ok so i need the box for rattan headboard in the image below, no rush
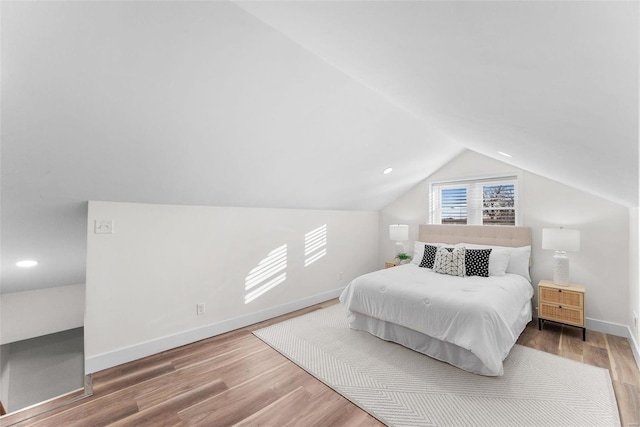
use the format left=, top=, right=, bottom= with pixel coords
left=418, top=224, right=531, bottom=248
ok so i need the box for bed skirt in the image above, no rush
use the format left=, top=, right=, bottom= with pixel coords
left=346, top=300, right=532, bottom=376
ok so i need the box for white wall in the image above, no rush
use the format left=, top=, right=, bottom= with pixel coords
left=380, top=150, right=631, bottom=330
left=0, top=285, right=85, bottom=345
left=1, top=328, right=84, bottom=413
left=629, top=207, right=639, bottom=362
left=0, top=345, right=9, bottom=412
left=85, top=201, right=379, bottom=373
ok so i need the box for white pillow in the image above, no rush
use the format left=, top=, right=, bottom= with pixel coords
left=411, top=241, right=427, bottom=265
left=506, top=246, right=531, bottom=281
left=462, top=243, right=531, bottom=281
left=487, top=249, right=511, bottom=276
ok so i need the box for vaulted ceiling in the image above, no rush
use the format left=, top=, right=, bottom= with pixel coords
left=1, top=1, right=637, bottom=293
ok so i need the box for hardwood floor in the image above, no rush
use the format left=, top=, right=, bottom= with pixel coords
left=517, top=320, right=640, bottom=427
left=2, top=300, right=639, bottom=427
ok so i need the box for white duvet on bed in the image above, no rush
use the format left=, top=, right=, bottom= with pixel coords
left=339, top=264, right=533, bottom=376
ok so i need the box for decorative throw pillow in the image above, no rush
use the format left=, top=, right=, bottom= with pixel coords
left=433, top=247, right=466, bottom=277
left=465, top=248, right=492, bottom=277
left=461, top=243, right=530, bottom=280
left=419, top=244, right=438, bottom=269
left=412, top=241, right=454, bottom=265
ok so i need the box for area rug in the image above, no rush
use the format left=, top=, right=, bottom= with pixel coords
left=253, top=304, right=620, bottom=427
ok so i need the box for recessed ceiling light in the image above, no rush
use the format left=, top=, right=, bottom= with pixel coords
left=16, top=260, right=38, bottom=268
left=383, top=167, right=393, bottom=175
left=498, top=151, right=512, bottom=158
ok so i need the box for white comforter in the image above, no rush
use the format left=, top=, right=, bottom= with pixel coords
left=339, top=264, right=533, bottom=375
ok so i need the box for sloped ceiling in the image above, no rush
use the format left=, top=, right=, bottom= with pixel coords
left=1, top=1, right=637, bottom=294
left=237, top=0, right=638, bottom=207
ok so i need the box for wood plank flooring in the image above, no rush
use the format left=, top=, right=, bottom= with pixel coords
left=2, top=300, right=639, bottom=427
left=517, top=321, right=640, bottom=426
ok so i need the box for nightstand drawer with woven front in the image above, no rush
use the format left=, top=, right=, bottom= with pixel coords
left=539, top=287, right=583, bottom=308
left=539, top=303, right=584, bottom=327
left=538, top=280, right=586, bottom=340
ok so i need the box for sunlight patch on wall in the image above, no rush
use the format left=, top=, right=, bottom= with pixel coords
left=304, top=224, right=327, bottom=267
left=244, top=244, right=287, bottom=304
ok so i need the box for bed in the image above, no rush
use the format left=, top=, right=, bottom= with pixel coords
left=339, top=224, right=533, bottom=376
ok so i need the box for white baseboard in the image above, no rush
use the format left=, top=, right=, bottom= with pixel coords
left=85, top=288, right=344, bottom=374
left=585, top=317, right=629, bottom=337
left=586, top=317, right=640, bottom=370
left=626, top=327, right=640, bottom=371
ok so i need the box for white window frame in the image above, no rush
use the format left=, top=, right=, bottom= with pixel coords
left=428, top=172, right=522, bottom=226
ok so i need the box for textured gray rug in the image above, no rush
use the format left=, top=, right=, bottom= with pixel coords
left=253, top=304, right=620, bottom=427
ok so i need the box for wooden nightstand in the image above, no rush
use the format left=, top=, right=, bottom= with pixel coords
left=538, top=279, right=586, bottom=340
left=385, top=261, right=400, bottom=269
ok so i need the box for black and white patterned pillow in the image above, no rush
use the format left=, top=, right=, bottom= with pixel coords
left=419, top=244, right=438, bottom=269
left=433, top=247, right=466, bottom=277
left=465, top=248, right=492, bottom=277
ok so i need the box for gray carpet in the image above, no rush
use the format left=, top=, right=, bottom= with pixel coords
left=253, top=304, right=620, bottom=427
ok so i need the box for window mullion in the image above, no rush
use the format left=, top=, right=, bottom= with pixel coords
left=468, top=184, right=482, bottom=225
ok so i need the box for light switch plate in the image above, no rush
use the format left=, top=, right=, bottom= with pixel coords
left=95, top=220, right=114, bottom=234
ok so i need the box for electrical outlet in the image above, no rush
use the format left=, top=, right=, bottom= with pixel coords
left=196, top=303, right=205, bottom=316
left=633, top=311, right=638, bottom=330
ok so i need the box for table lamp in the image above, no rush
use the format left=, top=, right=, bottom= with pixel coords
left=542, top=228, right=580, bottom=286
left=389, top=224, right=409, bottom=255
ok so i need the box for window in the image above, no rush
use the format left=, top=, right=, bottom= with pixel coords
left=482, top=183, right=516, bottom=225
left=440, top=186, right=468, bottom=224
left=429, top=175, right=520, bottom=226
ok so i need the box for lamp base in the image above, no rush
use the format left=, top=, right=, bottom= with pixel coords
left=395, top=241, right=404, bottom=256
left=552, top=251, right=570, bottom=286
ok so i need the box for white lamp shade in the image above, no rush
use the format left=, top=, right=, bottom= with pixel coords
left=542, top=228, right=581, bottom=252
left=389, top=224, right=409, bottom=241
